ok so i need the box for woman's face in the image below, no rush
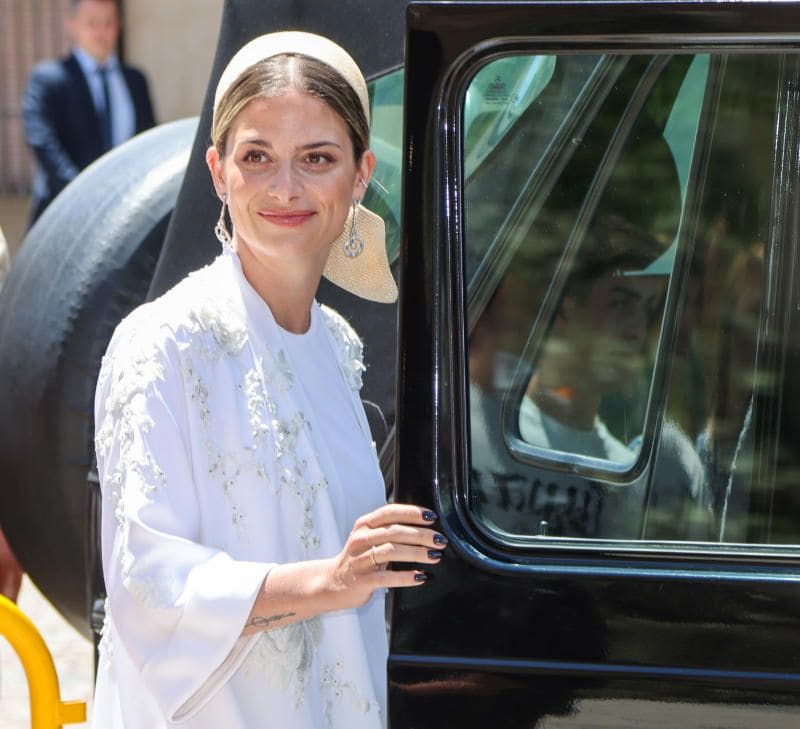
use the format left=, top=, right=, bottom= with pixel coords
left=207, top=89, right=374, bottom=277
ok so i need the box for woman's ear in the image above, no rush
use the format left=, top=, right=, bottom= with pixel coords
left=205, top=146, right=226, bottom=199
left=354, top=150, right=377, bottom=199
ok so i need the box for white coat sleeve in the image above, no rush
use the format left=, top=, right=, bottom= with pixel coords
left=94, top=316, right=272, bottom=722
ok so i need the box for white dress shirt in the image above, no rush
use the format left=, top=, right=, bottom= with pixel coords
left=72, top=47, right=136, bottom=147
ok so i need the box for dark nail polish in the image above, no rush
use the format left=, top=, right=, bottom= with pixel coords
left=427, top=549, right=443, bottom=560
left=433, top=533, right=449, bottom=546
left=414, top=573, right=429, bottom=583
left=422, top=509, right=438, bottom=522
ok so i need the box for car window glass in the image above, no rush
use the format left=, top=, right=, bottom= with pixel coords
left=464, top=55, right=556, bottom=177
left=367, top=60, right=564, bottom=266
left=663, top=54, right=709, bottom=204
left=366, top=68, right=404, bottom=263
left=464, top=52, right=795, bottom=546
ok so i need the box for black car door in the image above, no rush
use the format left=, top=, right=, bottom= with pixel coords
left=390, top=2, right=800, bottom=727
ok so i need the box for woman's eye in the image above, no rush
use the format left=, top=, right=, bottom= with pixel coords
left=243, top=150, right=268, bottom=163
left=305, top=152, right=333, bottom=165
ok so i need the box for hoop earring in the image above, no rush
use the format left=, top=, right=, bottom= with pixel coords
left=343, top=199, right=364, bottom=258
left=215, top=197, right=233, bottom=250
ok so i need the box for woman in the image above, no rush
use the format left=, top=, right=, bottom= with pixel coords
left=92, top=31, right=445, bottom=728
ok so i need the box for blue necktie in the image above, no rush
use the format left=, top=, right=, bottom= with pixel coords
left=98, top=66, right=113, bottom=152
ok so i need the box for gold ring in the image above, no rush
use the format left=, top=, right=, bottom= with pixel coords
left=370, top=546, right=379, bottom=568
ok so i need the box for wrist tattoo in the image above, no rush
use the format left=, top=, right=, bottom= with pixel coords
left=247, top=611, right=296, bottom=628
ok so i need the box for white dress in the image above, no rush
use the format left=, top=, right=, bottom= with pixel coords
left=92, top=249, right=388, bottom=728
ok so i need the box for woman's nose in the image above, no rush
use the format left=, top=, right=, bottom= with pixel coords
left=268, top=163, right=301, bottom=201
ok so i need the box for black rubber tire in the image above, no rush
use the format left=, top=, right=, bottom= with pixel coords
left=0, top=118, right=197, bottom=634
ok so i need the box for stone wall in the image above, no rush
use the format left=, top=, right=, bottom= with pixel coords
left=124, top=0, right=224, bottom=123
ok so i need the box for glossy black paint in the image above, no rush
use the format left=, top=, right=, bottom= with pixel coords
left=391, top=2, right=800, bottom=726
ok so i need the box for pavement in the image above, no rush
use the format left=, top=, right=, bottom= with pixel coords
left=0, top=576, right=94, bottom=728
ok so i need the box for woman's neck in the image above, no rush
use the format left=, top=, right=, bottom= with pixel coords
left=233, top=239, right=322, bottom=334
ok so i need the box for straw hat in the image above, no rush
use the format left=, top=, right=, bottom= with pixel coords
left=213, top=31, right=398, bottom=304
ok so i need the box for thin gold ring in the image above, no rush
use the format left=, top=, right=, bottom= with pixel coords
left=370, top=545, right=379, bottom=568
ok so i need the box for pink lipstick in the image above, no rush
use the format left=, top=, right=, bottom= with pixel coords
left=258, top=210, right=315, bottom=227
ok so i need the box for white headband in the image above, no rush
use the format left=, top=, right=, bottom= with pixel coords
left=213, top=31, right=370, bottom=128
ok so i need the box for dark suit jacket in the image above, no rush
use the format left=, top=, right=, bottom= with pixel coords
left=22, top=52, right=156, bottom=225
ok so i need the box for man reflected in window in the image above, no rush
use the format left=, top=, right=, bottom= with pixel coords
left=468, top=214, right=712, bottom=541
left=520, top=215, right=666, bottom=461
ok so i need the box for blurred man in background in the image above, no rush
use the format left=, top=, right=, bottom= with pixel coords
left=22, top=0, right=155, bottom=225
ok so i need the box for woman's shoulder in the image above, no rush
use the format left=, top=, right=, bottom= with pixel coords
left=318, top=304, right=365, bottom=391
left=108, top=255, right=249, bottom=361
left=318, top=304, right=360, bottom=344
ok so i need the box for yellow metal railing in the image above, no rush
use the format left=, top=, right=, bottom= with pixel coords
left=0, top=594, right=86, bottom=728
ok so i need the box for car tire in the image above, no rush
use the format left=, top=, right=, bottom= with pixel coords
left=0, top=118, right=197, bottom=633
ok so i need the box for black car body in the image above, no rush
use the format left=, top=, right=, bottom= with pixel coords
left=389, top=2, right=800, bottom=726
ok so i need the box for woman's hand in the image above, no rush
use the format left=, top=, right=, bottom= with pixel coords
left=244, top=504, right=447, bottom=635
left=325, top=504, right=447, bottom=611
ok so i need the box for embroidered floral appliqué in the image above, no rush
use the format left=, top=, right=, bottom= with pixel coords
left=320, top=305, right=366, bottom=392
left=189, top=295, right=247, bottom=359
left=280, top=466, right=326, bottom=555
left=322, top=659, right=378, bottom=728
left=95, top=327, right=168, bottom=580
left=241, top=617, right=324, bottom=707
left=182, top=266, right=248, bottom=360
left=180, top=310, right=259, bottom=536
left=266, top=410, right=326, bottom=556
left=272, top=412, right=310, bottom=459
left=242, top=368, right=271, bottom=447
left=183, top=357, right=211, bottom=425
left=262, top=349, right=294, bottom=392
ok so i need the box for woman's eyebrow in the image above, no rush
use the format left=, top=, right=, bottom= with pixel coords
left=237, top=138, right=344, bottom=151
left=299, top=141, right=344, bottom=151
left=238, top=137, right=271, bottom=148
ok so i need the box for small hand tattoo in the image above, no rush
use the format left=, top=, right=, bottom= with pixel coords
left=247, top=611, right=296, bottom=629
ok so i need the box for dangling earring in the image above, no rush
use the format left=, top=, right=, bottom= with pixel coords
left=343, top=198, right=364, bottom=258
left=215, top=196, right=233, bottom=250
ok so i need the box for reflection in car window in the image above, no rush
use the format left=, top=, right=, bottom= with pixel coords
left=662, top=54, right=784, bottom=545
left=464, top=55, right=556, bottom=177
left=464, top=52, right=795, bottom=546
left=365, top=68, right=404, bottom=263
left=517, top=214, right=668, bottom=468
left=368, top=60, right=562, bottom=265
